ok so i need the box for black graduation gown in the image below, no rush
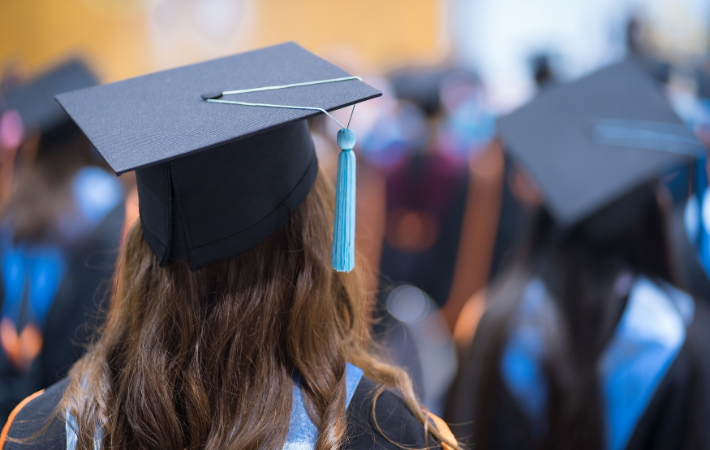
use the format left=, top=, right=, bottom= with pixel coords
left=378, top=153, right=470, bottom=309
left=1, top=376, right=450, bottom=450
left=0, top=203, right=125, bottom=423
left=445, top=294, right=710, bottom=450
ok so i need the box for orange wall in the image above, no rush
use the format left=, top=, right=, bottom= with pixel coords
left=0, top=0, right=152, bottom=81
left=0, top=0, right=448, bottom=82
left=255, top=0, right=447, bottom=70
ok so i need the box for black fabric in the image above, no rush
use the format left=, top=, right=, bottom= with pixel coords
left=446, top=295, right=710, bottom=450
left=55, top=42, right=381, bottom=174
left=444, top=297, right=499, bottom=447
left=3, top=378, right=68, bottom=450
left=0, top=203, right=124, bottom=423
left=4, top=376, right=443, bottom=450
left=625, top=345, right=695, bottom=450
left=136, top=120, right=318, bottom=269
left=498, top=59, right=695, bottom=227
left=345, top=376, right=444, bottom=449
left=370, top=313, right=426, bottom=400
left=4, top=60, right=96, bottom=136
left=625, top=300, right=710, bottom=450
left=378, top=154, right=470, bottom=308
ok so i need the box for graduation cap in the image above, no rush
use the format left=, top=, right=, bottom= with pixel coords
left=390, top=68, right=452, bottom=116
left=498, top=59, right=702, bottom=230
left=57, top=42, right=381, bottom=270
left=4, top=59, right=97, bottom=141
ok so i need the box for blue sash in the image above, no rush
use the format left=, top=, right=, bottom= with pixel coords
left=66, top=363, right=364, bottom=449
left=501, top=276, right=693, bottom=450
left=685, top=187, right=710, bottom=278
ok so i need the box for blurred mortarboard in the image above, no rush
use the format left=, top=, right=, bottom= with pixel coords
left=390, top=68, right=452, bottom=116
left=498, top=59, right=702, bottom=228
left=5, top=59, right=97, bottom=137
left=390, top=67, right=480, bottom=117
left=57, top=42, right=380, bottom=269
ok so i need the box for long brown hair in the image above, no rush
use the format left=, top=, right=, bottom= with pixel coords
left=59, top=169, right=455, bottom=450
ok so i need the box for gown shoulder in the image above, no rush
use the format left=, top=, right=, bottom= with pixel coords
left=2, top=375, right=455, bottom=450
left=1, top=378, right=68, bottom=450
left=346, top=375, right=452, bottom=449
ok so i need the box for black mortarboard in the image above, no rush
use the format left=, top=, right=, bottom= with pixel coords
left=5, top=59, right=97, bottom=138
left=498, top=59, right=702, bottom=228
left=57, top=42, right=380, bottom=269
left=390, top=68, right=451, bottom=116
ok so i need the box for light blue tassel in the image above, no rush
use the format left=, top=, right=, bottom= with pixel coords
left=332, top=128, right=357, bottom=272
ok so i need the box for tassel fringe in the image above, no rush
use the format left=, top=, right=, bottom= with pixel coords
left=332, top=129, right=357, bottom=272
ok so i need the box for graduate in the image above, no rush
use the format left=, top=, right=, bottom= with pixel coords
left=370, top=68, right=502, bottom=415
left=378, top=67, right=502, bottom=328
left=0, top=60, right=125, bottom=423
left=0, top=43, right=457, bottom=450
left=446, top=60, right=710, bottom=450
left=379, top=68, right=471, bottom=313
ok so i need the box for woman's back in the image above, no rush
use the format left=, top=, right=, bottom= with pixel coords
left=2, top=366, right=454, bottom=449
left=450, top=268, right=710, bottom=450
left=2, top=44, right=456, bottom=450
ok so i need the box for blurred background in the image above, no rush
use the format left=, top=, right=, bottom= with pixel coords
left=0, top=0, right=447, bottom=82
left=4, top=0, right=710, bottom=104
left=2, top=0, right=710, bottom=439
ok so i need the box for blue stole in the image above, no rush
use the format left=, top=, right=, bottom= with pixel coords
left=284, top=363, right=363, bottom=449
left=685, top=186, right=710, bottom=278
left=501, top=276, right=694, bottom=450
left=66, top=363, right=364, bottom=450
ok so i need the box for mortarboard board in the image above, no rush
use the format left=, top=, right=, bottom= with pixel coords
left=498, top=59, right=702, bottom=228
left=57, top=42, right=381, bottom=270
left=5, top=59, right=97, bottom=138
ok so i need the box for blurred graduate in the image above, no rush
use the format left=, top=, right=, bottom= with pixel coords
left=362, top=67, right=501, bottom=414
left=447, top=60, right=710, bottom=450
left=0, top=60, right=125, bottom=423
left=379, top=67, right=500, bottom=328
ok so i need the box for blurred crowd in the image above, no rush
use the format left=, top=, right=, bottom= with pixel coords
left=2, top=1, right=710, bottom=449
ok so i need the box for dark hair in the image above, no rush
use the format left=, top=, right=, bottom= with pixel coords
left=462, top=180, right=680, bottom=450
